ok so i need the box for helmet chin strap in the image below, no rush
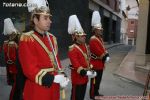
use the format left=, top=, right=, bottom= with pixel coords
left=9, top=33, right=17, bottom=41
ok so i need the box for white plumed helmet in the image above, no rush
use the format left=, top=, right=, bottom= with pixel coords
left=91, top=11, right=103, bottom=30
left=3, top=18, right=17, bottom=35
left=68, top=15, right=86, bottom=35
left=27, top=0, right=51, bottom=16
left=27, top=0, right=48, bottom=12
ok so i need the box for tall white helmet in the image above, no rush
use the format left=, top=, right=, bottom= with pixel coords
left=68, top=15, right=86, bottom=35
left=27, top=0, right=51, bottom=16
left=3, top=18, right=17, bottom=35
left=91, top=11, right=103, bottom=30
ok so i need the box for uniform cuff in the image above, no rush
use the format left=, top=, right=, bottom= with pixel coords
left=42, top=73, right=54, bottom=87
left=102, top=53, right=109, bottom=62
left=80, top=69, right=87, bottom=76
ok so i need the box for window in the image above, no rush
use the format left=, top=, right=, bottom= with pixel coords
left=131, top=21, right=134, bottom=24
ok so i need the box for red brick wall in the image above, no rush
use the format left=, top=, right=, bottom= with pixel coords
left=127, top=19, right=138, bottom=38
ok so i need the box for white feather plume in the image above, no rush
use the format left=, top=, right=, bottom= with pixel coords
left=27, top=0, right=48, bottom=12
left=91, top=11, right=102, bottom=29
left=68, top=15, right=84, bottom=34
left=3, top=18, right=17, bottom=35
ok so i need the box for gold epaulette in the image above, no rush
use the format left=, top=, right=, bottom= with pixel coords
left=20, top=31, right=34, bottom=42
left=90, top=35, right=96, bottom=40
left=4, top=40, right=8, bottom=44
left=69, top=44, right=75, bottom=51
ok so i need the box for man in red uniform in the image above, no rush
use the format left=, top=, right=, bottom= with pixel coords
left=3, top=18, right=20, bottom=100
left=3, top=35, right=18, bottom=86
left=18, top=0, right=69, bottom=100
left=89, top=11, right=110, bottom=99
left=68, top=15, right=97, bottom=100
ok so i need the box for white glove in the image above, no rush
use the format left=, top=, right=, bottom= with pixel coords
left=86, top=71, right=93, bottom=76
left=92, top=71, right=97, bottom=78
left=60, top=77, right=70, bottom=88
left=87, top=71, right=97, bottom=78
left=105, top=57, right=110, bottom=62
left=54, top=74, right=65, bottom=83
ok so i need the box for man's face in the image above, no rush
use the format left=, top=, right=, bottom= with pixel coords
left=34, top=14, right=52, bottom=33
left=75, top=35, right=86, bottom=44
left=95, top=28, right=103, bottom=36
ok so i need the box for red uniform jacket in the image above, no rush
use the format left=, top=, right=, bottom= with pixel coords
left=19, top=31, right=62, bottom=100
left=68, top=44, right=89, bottom=85
left=3, top=40, right=17, bottom=74
left=89, top=35, right=107, bottom=70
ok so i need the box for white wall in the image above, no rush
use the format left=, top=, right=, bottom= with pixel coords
left=126, top=0, right=139, bottom=19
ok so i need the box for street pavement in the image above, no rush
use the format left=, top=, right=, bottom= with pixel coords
left=0, top=44, right=145, bottom=100
left=60, top=44, right=144, bottom=100
left=99, top=45, right=143, bottom=96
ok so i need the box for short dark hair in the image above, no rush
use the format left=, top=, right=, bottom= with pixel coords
left=29, top=14, right=40, bottom=29
left=29, top=7, right=50, bottom=29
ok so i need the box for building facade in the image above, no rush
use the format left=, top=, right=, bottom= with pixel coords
left=127, top=19, right=138, bottom=45
left=126, top=0, right=139, bottom=45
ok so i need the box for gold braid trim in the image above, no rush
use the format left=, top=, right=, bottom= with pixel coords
left=48, top=32, right=58, bottom=55
left=20, top=31, right=34, bottom=42
left=35, top=68, right=55, bottom=85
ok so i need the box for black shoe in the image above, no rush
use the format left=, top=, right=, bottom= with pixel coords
left=90, top=97, right=95, bottom=100
left=91, top=95, right=103, bottom=100
left=90, top=95, right=95, bottom=100
left=95, top=93, right=104, bottom=96
left=90, top=96, right=102, bottom=100
left=98, top=94, right=104, bottom=96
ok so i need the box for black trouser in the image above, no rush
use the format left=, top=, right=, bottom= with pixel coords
left=13, top=73, right=26, bottom=100
left=71, top=83, right=87, bottom=100
left=6, top=65, right=15, bottom=86
left=90, top=70, right=103, bottom=98
left=13, top=52, right=26, bottom=100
